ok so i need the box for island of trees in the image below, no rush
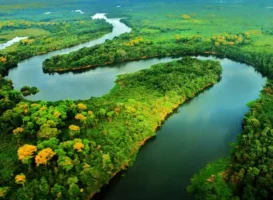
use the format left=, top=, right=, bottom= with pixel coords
left=20, top=86, right=39, bottom=96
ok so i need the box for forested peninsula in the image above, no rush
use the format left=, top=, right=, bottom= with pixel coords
left=0, top=57, right=221, bottom=199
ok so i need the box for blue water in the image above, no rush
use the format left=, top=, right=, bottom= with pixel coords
left=93, top=58, right=265, bottom=200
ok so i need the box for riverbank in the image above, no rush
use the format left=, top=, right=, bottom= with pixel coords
left=0, top=57, right=222, bottom=199
left=88, top=80, right=217, bottom=199
left=91, top=57, right=265, bottom=200
left=84, top=57, right=222, bottom=199
left=1, top=2, right=273, bottom=199
left=188, top=80, right=273, bottom=199
left=0, top=14, right=115, bottom=76
left=42, top=50, right=254, bottom=74
left=0, top=37, right=28, bottom=50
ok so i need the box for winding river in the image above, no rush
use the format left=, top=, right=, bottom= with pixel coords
left=5, top=14, right=266, bottom=199
left=93, top=57, right=265, bottom=200
left=7, top=13, right=131, bottom=101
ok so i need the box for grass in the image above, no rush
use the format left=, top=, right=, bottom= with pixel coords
left=117, top=1, right=273, bottom=41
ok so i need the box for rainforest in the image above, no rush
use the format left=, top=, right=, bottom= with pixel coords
left=0, top=0, right=273, bottom=199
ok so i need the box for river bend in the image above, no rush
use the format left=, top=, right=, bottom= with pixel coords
left=4, top=14, right=266, bottom=200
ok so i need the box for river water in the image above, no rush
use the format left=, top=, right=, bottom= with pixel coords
left=0, top=36, right=28, bottom=50
left=5, top=14, right=265, bottom=200
left=93, top=58, right=265, bottom=200
left=7, top=13, right=131, bottom=101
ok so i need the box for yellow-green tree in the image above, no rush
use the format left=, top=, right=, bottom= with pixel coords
left=17, top=144, right=37, bottom=164
left=35, top=148, right=55, bottom=166
left=182, top=14, right=191, bottom=20
left=15, top=173, right=26, bottom=185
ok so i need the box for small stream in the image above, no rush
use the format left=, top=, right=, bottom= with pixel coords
left=0, top=36, right=28, bottom=50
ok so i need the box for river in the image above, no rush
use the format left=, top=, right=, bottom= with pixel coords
left=93, top=57, right=265, bottom=200
left=7, top=13, right=131, bottom=101
left=5, top=14, right=265, bottom=200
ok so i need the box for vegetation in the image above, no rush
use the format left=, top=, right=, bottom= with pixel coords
left=20, top=86, right=39, bottom=96
left=0, top=7, right=112, bottom=75
left=42, top=32, right=257, bottom=73
left=0, top=57, right=221, bottom=199
left=42, top=33, right=212, bottom=72
left=187, top=158, right=233, bottom=200
left=188, top=81, right=273, bottom=200
left=0, top=76, right=22, bottom=114
left=227, top=81, right=273, bottom=199
left=1, top=19, right=112, bottom=74
left=2, top=0, right=273, bottom=199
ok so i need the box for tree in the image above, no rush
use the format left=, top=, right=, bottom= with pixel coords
left=67, top=177, right=80, bottom=197
left=182, top=14, right=191, bottom=20
left=75, top=113, right=87, bottom=122
left=15, top=173, right=26, bottom=185
left=58, top=156, right=74, bottom=171
left=35, top=148, right=55, bottom=166
left=13, top=127, right=24, bottom=135
left=77, top=103, right=87, bottom=111
left=69, top=124, right=80, bottom=138
left=37, top=125, right=60, bottom=139
left=0, top=187, right=9, bottom=198
left=17, top=144, right=37, bottom=164
left=73, top=139, right=84, bottom=152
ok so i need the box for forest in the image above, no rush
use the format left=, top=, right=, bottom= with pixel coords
left=1, top=0, right=273, bottom=199
left=0, top=57, right=221, bottom=199
left=42, top=29, right=253, bottom=73
left=0, top=12, right=112, bottom=75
